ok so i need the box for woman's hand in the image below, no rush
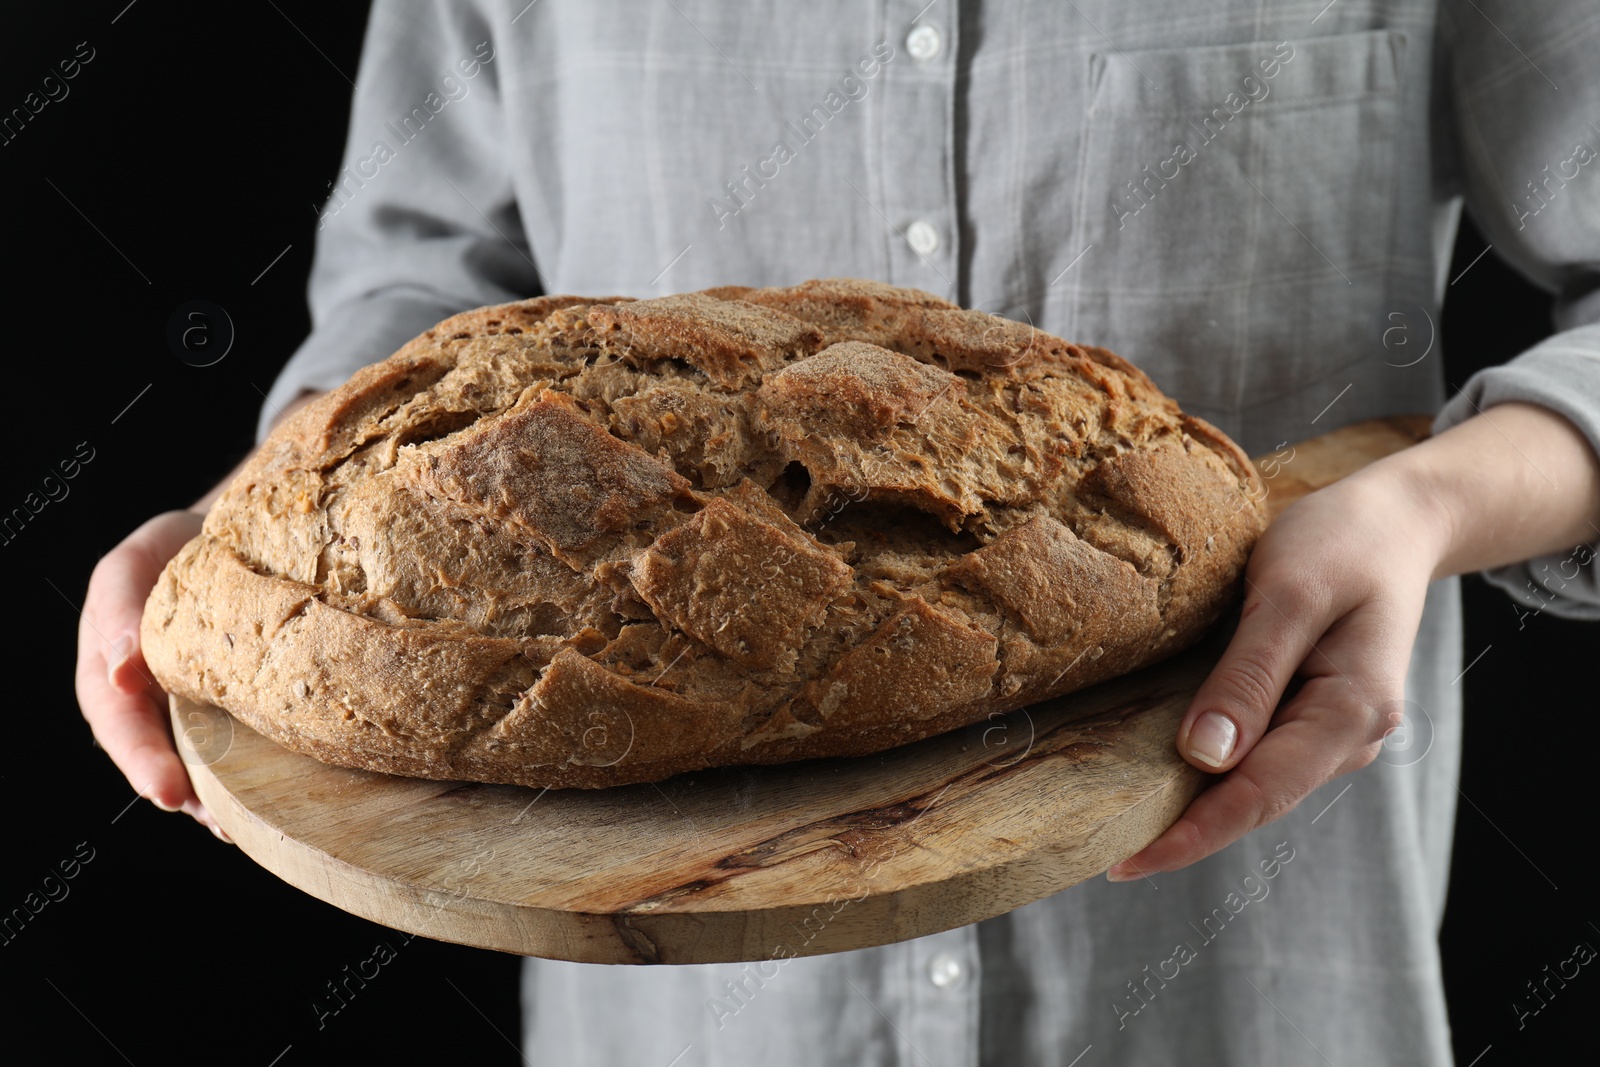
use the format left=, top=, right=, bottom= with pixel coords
left=73, top=389, right=320, bottom=839
left=1109, top=401, right=1600, bottom=880
left=1106, top=469, right=1444, bottom=878
left=75, top=509, right=225, bottom=837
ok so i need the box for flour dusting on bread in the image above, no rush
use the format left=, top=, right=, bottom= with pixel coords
left=142, top=279, right=1266, bottom=788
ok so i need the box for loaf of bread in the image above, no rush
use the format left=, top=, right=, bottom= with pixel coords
left=142, top=279, right=1267, bottom=789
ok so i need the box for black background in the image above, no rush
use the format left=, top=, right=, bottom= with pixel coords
left=1, top=3, right=1592, bottom=1064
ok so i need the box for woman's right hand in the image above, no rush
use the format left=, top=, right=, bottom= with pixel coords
left=75, top=392, right=319, bottom=838
left=74, top=509, right=230, bottom=837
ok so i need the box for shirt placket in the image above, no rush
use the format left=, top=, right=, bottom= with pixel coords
left=877, top=0, right=961, bottom=302
left=875, top=6, right=975, bottom=1056
left=903, top=924, right=981, bottom=1066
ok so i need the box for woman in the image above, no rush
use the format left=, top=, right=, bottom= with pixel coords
left=76, top=2, right=1600, bottom=1063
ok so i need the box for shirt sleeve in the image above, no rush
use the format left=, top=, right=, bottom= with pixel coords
left=258, top=0, right=534, bottom=440
left=1431, top=1, right=1600, bottom=620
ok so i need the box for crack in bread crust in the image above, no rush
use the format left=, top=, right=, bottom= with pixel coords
left=142, top=279, right=1268, bottom=789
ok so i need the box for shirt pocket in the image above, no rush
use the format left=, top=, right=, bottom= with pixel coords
left=1061, top=30, right=1408, bottom=425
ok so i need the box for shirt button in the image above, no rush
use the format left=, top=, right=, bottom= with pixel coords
left=928, top=952, right=964, bottom=988
left=906, top=24, right=943, bottom=62
left=905, top=220, right=940, bottom=256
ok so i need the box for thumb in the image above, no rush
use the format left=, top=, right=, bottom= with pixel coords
left=91, top=511, right=203, bottom=692
left=76, top=511, right=208, bottom=821
left=1178, top=577, right=1327, bottom=773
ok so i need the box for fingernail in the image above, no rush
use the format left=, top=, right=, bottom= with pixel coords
left=183, top=799, right=231, bottom=843
left=1188, top=711, right=1237, bottom=768
left=1106, top=865, right=1140, bottom=883
left=151, top=796, right=181, bottom=813
left=106, top=633, right=134, bottom=687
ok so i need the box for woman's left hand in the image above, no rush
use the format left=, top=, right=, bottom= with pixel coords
left=1107, top=463, right=1446, bottom=880
left=1110, top=400, right=1600, bottom=881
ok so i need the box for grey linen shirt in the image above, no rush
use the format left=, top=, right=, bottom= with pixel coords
left=263, top=2, right=1600, bottom=1064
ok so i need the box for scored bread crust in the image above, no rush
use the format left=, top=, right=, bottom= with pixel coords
left=142, top=279, right=1267, bottom=789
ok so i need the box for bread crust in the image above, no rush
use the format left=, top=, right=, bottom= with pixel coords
left=142, top=279, right=1267, bottom=789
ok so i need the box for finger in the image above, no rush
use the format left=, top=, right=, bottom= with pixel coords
left=184, top=798, right=233, bottom=843
left=78, top=650, right=227, bottom=841
left=1176, top=573, right=1330, bottom=773
left=1123, top=684, right=1377, bottom=874
left=1114, top=608, right=1408, bottom=877
left=75, top=664, right=197, bottom=815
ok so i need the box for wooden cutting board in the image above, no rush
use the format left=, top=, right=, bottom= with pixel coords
left=171, top=415, right=1432, bottom=964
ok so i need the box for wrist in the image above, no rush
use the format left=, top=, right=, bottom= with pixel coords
left=1448, top=402, right=1600, bottom=577
left=1341, top=450, right=1459, bottom=582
